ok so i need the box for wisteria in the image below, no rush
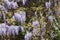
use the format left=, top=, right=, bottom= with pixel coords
left=3, top=0, right=18, bottom=10
left=25, top=31, right=32, bottom=40
left=45, top=1, right=51, bottom=9
left=22, top=0, right=27, bottom=6
left=14, top=11, right=26, bottom=24
left=32, top=20, right=39, bottom=27
left=48, top=15, right=54, bottom=23
left=0, top=0, right=60, bottom=40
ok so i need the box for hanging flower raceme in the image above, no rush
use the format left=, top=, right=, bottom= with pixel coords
left=24, top=31, right=32, bottom=40
left=48, top=15, right=54, bottom=23
left=34, top=11, right=37, bottom=17
left=19, top=11, right=26, bottom=24
left=50, top=31, right=55, bottom=39
left=0, top=23, right=9, bottom=36
left=1, top=23, right=9, bottom=29
left=0, top=4, right=7, bottom=11
left=4, top=0, right=18, bottom=10
left=4, top=0, right=11, bottom=9
left=7, top=25, right=16, bottom=35
left=14, top=12, right=21, bottom=22
left=7, top=25, right=20, bottom=36
left=13, top=26, right=20, bottom=35
left=22, top=0, right=27, bottom=6
left=14, top=11, right=26, bottom=24
left=32, top=20, right=39, bottom=27
left=40, top=24, right=46, bottom=38
left=0, top=23, right=25, bottom=38
left=1, top=27, right=7, bottom=36
left=45, top=1, right=51, bottom=9
left=20, top=26, right=25, bottom=32
left=11, top=1, right=18, bottom=9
